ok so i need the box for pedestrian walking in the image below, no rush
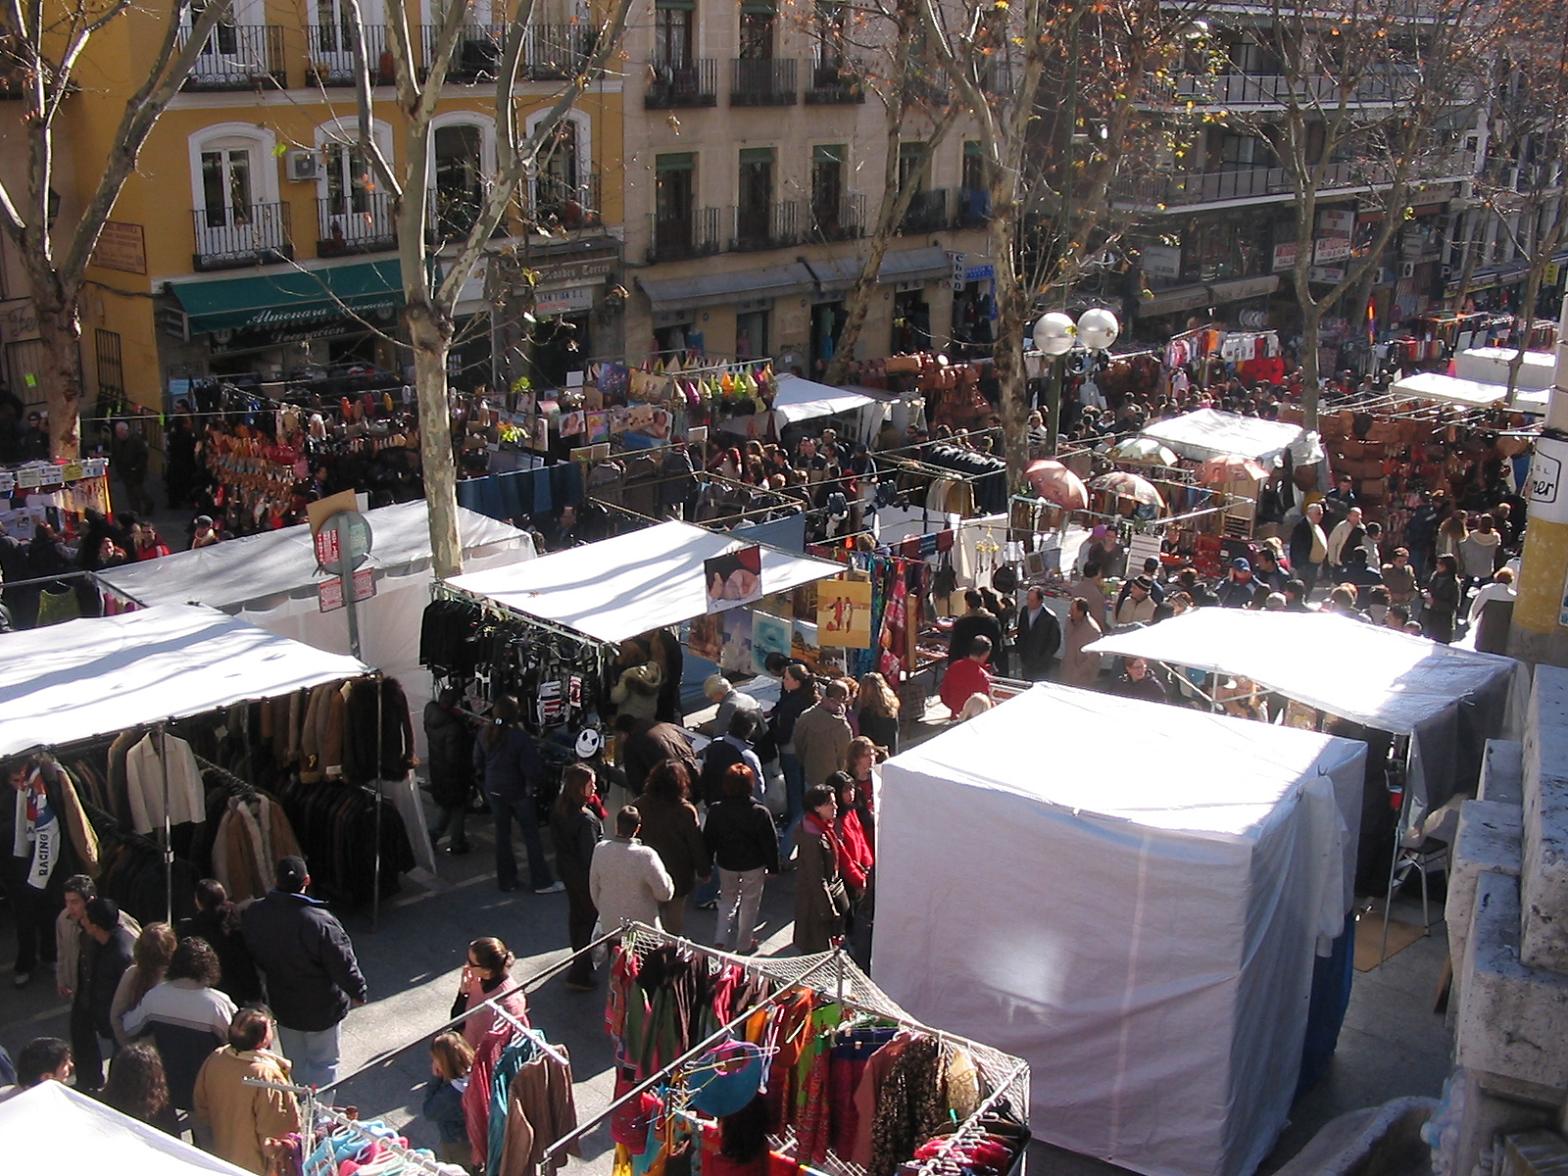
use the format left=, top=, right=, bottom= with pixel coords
left=101, top=1041, right=176, bottom=1134
left=451, top=936, right=530, bottom=1049
left=81, top=898, right=135, bottom=1068
left=589, top=807, right=675, bottom=931
left=421, top=1032, right=474, bottom=1167
left=424, top=688, right=476, bottom=856
left=177, top=879, right=262, bottom=1005
left=110, top=921, right=175, bottom=1047
left=793, top=784, right=849, bottom=954
left=240, top=856, right=367, bottom=1089
left=473, top=696, right=562, bottom=894
left=193, top=1006, right=301, bottom=1175
left=634, top=761, right=710, bottom=935
left=549, top=764, right=604, bottom=992
left=703, top=764, right=778, bottom=953
left=123, top=936, right=236, bottom=1111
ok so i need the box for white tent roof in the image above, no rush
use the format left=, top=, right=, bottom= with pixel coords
left=1455, top=346, right=1556, bottom=391
left=447, top=520, right=845, bottom=644
left=1085, top=608, right=1523, bottom=736
left=872, top=684, right=1366, bottom=1176
left=771, top=373, right=877, bottom=428
left=98, top=500, right=532, bottom=610
left=1137, top=408, right=1315, bottom=464
left=1389, top=370, right=1548, bottom=416
left=0, top=604, right=371, bottom=758
left=0, top=1082, right=252, bottom=1174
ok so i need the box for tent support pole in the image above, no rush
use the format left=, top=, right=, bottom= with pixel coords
left=1379, top=764, right=1415, bottom=967
left=373, top=673, right=384, bottom=933
left=159, top=721, right=173, bottom=924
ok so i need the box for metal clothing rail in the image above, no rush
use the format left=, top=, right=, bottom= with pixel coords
left=243, top=1076, right=449, bottom=1175
left=909, top=1060, right=1031, bottom=1176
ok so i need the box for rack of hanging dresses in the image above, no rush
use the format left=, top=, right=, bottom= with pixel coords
left=244, top=1075, right=461, bottom=1175
left=542, top=923, right=1030, bottom=1176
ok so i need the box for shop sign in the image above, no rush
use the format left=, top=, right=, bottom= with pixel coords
left=1317, top=209, right=1356, bottom=236
left=0, top=298, right=40, bottom=342
left=817, top=577, right=873, bottom=647
left=1314, top=237, right=1352, bottom=264
left=963, top=262, right=995, bottom=283
left=1309, top=264, right=1346, bottom=285
left=1272, top=242, right=1298, bottom=272
left=1141, top=245, right=1181, bottom=280
left=534, top=285, right=596, bottom=318
left=1209, top=275, right=1280, bottom=302
left=537, top=255, right=618, bottom=288
left=92, top=222, right=147, bottom=275
left=318, top=568, right=375, bottom=614
left=948, top=251, right=965, bottom=291
left=1528, top=435, right=1568, bottom=526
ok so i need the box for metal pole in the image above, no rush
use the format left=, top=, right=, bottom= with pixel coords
left=158, top=722, right=174, bottom=924
left=1045, top=353, right=1066, bottom=457
left=372, top=674, right=383, bottom=932
left=541, top=950, right=842, bottom=1162
left=336, top=517, right=364, bottom=662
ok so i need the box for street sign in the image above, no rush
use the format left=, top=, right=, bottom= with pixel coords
left=318, top=577, right=345, bottom=613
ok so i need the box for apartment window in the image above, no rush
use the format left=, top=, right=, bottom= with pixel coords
left=812, top=144, right=845, bottom=228
left=736, top=308, right=769, bottom=359
left=654, top=0, right=693, bottom=67
left=898, top=142, right=928, bottom=193
left=94, top=330, right=124, bottom=403
left=1218, top=133, right=1267, bottom=168
left=201, top=140, right=256, bottom=229
left=815, top=0, right=846, bottom=65
left=5, top=340, right=45, bottom=410
left=737, top=147, right=775, bottom=244
left=739, top=0, right=774, bottom=59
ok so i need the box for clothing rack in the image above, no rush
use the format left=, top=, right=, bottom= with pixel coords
left=908, top=1060, right=1031, bottom=1176
left=492, top=1004, right=569, bottom=1066
left=431, top=579, right=612, bottom=659
left=243, top=1076, right=451, bottom=1175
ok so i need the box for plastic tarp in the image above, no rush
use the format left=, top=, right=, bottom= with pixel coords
left=1388, top=371, right=1549, bottom=416
left=771, top=373, right=878, bottom=430
left=1455, top=346, right=1556, bottom=392
left=0, top=1081, right=253, bottom=1174
left=0, top=604, right=371, bottom=759
left=96, top=500, right=532, bottom=610
left=447, top=520, right=845, bottom=645
left=872, top=684, right=1367, bottom=1176
left=1138, top=408, right=1319, bottom=465
left=1084, top=609, right=1528, bottom=807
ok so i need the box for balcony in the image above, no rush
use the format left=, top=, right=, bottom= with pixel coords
left=420, top=24, right=502, bottom=81
left=805, top=58, right=863, bottom=104
left=318, top=192, right=397, bottom=255
left=732, top=201, right=804, bottom=251
left=191, top=202, right=292, bottom=271
left=905, top=73, right=949, bottom=108
left=1156, top=70, right=1420, bottom=108
left=806, top=193, right=866, bottom=241
left=648, top=207, right=723, bottom=262
left=306, top=23, right=389, bottom=86
left=177, top=25, right=286, bottom=90
left=956, top=186, right=991, bottom=227
left=523, top=24, right=593, bottom=79
left=979, top=59, right=1013, bottom=96
left=533, top=170, right=603, bottom=230
left=645, top=57, right=718, bottom=108
left=1120, top=153, right=1475, bottom=210
left=900, top=188, right=951, bottom=233
left=428, top=188, right=484, bottom=241
left=731, top=58, right=796, bottom=106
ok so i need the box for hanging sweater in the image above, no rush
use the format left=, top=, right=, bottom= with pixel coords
left=125, top=732, right=205, bottom=834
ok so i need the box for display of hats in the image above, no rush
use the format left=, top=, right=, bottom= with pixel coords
left=686, top=1039, right=767, bottom=1118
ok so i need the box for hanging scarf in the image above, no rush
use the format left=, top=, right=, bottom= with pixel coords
left=12, top=767, right=61, bottom=891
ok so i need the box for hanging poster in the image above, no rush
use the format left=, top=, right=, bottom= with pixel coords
left=704, top=544, right=763, bottom=613
left=719, top=609, right=753, bottom=674
left=817, top=578, right=874, bottom=647
left=559, top=410, right=585, bottom=439
left=686, top=612, right=723, bottom=662
left=752, top=611, right=792, bottom=674
left=586, top=410, right=610, bottom=443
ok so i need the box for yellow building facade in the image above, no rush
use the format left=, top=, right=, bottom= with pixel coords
left=1, top=5, right=625, bottom=413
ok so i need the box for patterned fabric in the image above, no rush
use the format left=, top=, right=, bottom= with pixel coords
left=867, top=1037, right=944, bottom=1176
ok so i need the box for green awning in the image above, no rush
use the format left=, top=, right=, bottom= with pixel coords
left=170, top=260, right=404, bottom=335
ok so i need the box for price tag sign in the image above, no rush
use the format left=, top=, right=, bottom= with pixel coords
left=314, top=527, right=341, bottom=569
left=318, top=576, right=346, bottom=614
left=352, top=567, right=376, bottom=602
left=817, top=578, right=873, bottom=647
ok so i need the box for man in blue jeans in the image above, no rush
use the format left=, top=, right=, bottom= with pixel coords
left=472, top=695, right=564, bottom=895
left=241, top=857, right=367, bottom=1089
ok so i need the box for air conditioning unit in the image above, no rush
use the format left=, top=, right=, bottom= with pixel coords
left=286, top=150, right=323, bottom=182
left=1400, top=261, right=1417, bottom=278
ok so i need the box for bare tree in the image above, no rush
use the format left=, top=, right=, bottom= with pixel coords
left=0, top=0, right=234, bottom=457
left=341, top=0, right=633, bottom=576
left=1228, top=0, right=1495, bottom=426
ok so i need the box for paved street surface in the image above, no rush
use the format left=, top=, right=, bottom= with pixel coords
left=0, top=784, right=1453, bottom=1175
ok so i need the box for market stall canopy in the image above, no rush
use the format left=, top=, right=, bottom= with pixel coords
left=1084, top=608, right=1527, bottom=805
left=873, top=683, right=1366, bottom=1176
left=1389, top=370, right=1548, bottom=416
left=0, top=1081, right=253, bottom=1175
left=1455, top=346, right=1556, bottom=392
left=97, top=501, right=531, bottom=611
left=1089, top=469, right=1165, bottom=510
left=1139, top=408, right=1321, bottom=464
left=446, top=520, right=845, bottom=645
left=0, top=604, right=370, bottom=759
left=770, top=373, right=878, bottom=430
left=1198, top=453, right=1270, bottom=484
left=1108, top=436, right=1178, bottom=466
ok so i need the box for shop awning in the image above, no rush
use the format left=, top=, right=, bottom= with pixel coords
left=446, top=520, right=845, bottom=645
left=806, top=247, right=953, bottom=293
left=1454, top=347, right=1556, bottom=392
left=638, top=263, right=815, bottom=311
left=1138, top=408, right=1316, bottom=464
left=771, top=373, right=878, bottom=428
left=0, top=605, right=372, bottom=759
left=1389, top=371, right=1548, bottom=415
left=168, top=260, right=404, bottom=335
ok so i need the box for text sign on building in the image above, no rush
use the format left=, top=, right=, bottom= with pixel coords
left=1142, top=245, right=1181, bottom=280
left=1528, top=436, right=1568, bottom=526
left=1272, top=242, right=1298, bottom=272
left=92, top=222, right=147, bottom=275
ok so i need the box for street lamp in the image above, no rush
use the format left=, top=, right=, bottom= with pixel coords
left=1033, top=306, right=1120, bottom=455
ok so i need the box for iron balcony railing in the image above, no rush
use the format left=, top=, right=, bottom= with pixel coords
left=306, top=23, right=388, bottom=86
left=648, top=207, right=723, bottom=261
left=731, top=57, right=797, bottom=105
left=899, top=188, right=950, bottom=233
left=178, top=24, right=286, bottom=90
left=805, top=55, right=863, bottom=103
left=192, top=201, right=292, bottom=270
left=533, top=169, right=603, bottom=229
left=732, top=201, right=803, bottom=251
left=1120, top=152, right=1476, bottom=208
left=645, top=57, right=718, bottom=108
left=806, top=193, right=866, bottom=241
left=317, top=191, right=397, bottom=254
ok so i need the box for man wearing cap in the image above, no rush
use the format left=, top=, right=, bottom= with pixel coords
left=1113, top=576, right=1159, bottom=627
left=191, top=515, right=221, bottom=548
left=241, top=856, right=367, bottom=1088
left=1216, top=559, right=1256, bottom=608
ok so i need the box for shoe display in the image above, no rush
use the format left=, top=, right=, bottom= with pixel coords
left=533, top=880, right=566, bottom=895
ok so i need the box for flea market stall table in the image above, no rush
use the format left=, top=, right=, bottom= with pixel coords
left=0, top=604, right=412, bottom=924
left=872, top=683, right=1368, bottom=1176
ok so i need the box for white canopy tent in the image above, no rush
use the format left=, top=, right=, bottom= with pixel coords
left=1455, top=346, right=1556, bottom=392
left=0, top=1081, right=253, bottom=1175
left=1137, top=408, right=1321, bottom=465
left=1085, top=609, right=1528, bottom=807
left=771, top=373, right=885, bottom=443
left=0, top=604, right=371, bottom=760
left=447, top=520, right=845, bottom=645
left=1388, top=370, right=1548, bottom=416
left=96, top=501, right=535, bottom=766
left=872, top=684, right=1367, bottom=1176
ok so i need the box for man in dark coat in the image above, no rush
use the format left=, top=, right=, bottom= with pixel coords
left=1013, top=587, right=1061, bottom=681
left=423, top=688, right=475, bottom=854
left=241, top=856, right=367, bottom=1089
left=614, top=714, right=700, bottom=798
left=948, top=590, right=1004, bottom=662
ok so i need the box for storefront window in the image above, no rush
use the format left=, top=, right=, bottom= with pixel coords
left=736, top=308, right=769, bottom=359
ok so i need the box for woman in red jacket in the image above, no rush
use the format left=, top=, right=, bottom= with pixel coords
left=828, top=772, right=874, bottom=901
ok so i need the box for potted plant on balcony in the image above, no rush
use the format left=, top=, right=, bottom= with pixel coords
left=307, top=58, right=333, bottom=85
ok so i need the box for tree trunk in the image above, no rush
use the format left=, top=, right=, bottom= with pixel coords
left=827, top=229, right=896, bottom=383
left=408, top=301, right=463, bottom=578
left=31, top=285, right=85, bottom=459
left=1450, top=209, right=1481, bottom=314
left=1299, top=301, right=1324, bottom=429
left=988, top=207, right=1030, bottom=491
left=1506, top=263, right=1546, bottom=405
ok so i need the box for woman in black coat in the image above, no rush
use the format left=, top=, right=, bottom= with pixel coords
left=1423, top=554, right=1461, bottom=644
left=549, top=765, right=603, bottom=990
left=423, top=689, right=475, bottom=854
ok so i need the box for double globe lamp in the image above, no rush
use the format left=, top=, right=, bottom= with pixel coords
left=1031, top=306, right=1120, bottom=455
